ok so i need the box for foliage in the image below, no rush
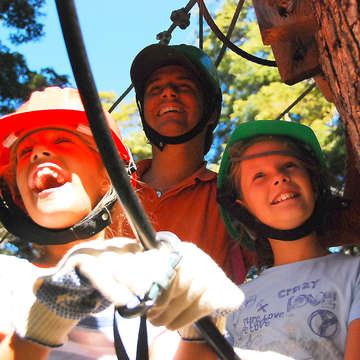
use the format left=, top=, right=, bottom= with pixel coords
left=100, top=92, right=152, bottom=161
left=0, top=0, right=69, bottom=115
left=202, top=0, right=342, bottom=189
left=201, top=0, right=354, bottom=259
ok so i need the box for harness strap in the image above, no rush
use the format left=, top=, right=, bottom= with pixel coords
left=113, top=310, right=149, bottom=360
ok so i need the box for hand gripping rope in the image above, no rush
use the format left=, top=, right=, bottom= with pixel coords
left=55, top=1, right=240, bottom=360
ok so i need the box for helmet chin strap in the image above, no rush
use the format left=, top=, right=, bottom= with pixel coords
left=217, top=192, right=322, bottom=242
left=0, top=184, right=117, bottom=245
left=253, top=202, right=322, bottom=241
left=137, top=97, right=214, bottom=150
left=142, top=114, right=209, bottom=150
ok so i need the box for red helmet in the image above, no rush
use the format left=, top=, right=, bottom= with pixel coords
left=0, top=87, right=133, bottom=172
left=0, top=87, right=136, bottom=245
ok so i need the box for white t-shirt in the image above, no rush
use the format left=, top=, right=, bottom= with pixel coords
left=226, top=253, right=360, bottom=360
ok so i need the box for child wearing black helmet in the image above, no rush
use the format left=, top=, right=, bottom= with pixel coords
left=217, top=120, right=360, bottom=359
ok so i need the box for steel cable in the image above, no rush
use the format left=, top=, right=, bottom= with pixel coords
left=197, top=0, right=277, bottom=67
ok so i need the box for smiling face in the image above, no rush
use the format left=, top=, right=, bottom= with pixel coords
left=233, top=140, right=316, bottom=230
left=14, top=129, right=107, bottom=229
left=143, top=65, right=204, bottom=137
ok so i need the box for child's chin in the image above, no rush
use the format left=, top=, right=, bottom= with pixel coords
left=33, top=205, right=90, bottom=229
left=270, top=219, right=308, bottom=231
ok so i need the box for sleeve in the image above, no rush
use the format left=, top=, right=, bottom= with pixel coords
left=0, top=255, right=33, bottom=335
left=348, top=258, right=360, bottom=325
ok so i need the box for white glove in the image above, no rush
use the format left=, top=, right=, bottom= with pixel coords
left=12, top=256, right=110, bottom=347
left=13, top=233, right=243, bottom=346
left=13, top=236, right=177, bottom=348
left=146, top=232, right=244, bottom=339
left=66, top=232, right=243, bottom=338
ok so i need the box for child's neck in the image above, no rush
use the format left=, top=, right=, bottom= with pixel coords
left=269, top=232, right=329, bottom=267
left=33, top=233, right=105, bottom=268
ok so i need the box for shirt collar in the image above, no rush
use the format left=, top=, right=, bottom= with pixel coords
left=135, top=159, right=216, bottom=185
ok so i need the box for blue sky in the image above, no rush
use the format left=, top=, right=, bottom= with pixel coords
left=5, top=0, right=208, bottom=101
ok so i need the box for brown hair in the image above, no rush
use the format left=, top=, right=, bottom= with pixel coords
left=228, top=135, right=328, bottom=269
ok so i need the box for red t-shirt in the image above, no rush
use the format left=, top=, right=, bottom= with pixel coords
left=122, top=160, right=249, bottom=283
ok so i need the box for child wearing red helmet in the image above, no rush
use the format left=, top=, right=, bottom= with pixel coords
left=0, top=86, right=138, bottom=359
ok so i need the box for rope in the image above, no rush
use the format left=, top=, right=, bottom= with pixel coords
left=197, top=0, right=277, bottom=67
left=109, top=84, right=133, bottom=113
left=215, top=0, right=245, bottom=68
left=274, top=83, right=316, bottom=121
left=199, top=6, right=204, bottom=49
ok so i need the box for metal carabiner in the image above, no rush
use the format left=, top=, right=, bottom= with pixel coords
left=117, top=243, right=182, bottom=318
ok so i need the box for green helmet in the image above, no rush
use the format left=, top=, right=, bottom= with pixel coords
left=217, top=120, right=327, bottom=247
left=130, top=43, right=222, bottom=152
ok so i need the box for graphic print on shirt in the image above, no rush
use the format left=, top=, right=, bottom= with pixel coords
left=227, top=277, right=341, bottom=358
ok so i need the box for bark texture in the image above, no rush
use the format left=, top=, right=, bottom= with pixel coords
left=313, top=0, right=360, bottom=246
left=313, top=0, right=360, bottom=170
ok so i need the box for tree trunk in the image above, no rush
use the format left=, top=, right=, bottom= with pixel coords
left=313, top=1, right=360, bottom=247
left=313, top=0, right=360, bottom=171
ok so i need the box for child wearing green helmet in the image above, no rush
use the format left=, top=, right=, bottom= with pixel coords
left=217, top=120, right=360, bottom=359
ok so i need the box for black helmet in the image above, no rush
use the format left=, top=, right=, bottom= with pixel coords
left=130, top=43, right=222, bottom=152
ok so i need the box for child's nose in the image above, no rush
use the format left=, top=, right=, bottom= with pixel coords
left=273, top=173, right=290, bottom=185
left=31, top=146, right=52, bottom=162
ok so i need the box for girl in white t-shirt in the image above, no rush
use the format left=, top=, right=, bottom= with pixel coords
left=217, top=120, right=360, bottom=360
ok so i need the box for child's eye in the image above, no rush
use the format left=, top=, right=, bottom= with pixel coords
left=284, top=162, right=297, bottom=169
left=54, top=137, right=73, bottom=144
left=18, top=146, right=33, bottom=159
left=254, top=172, right=265, bottom=180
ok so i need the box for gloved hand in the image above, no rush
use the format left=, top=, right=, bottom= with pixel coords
left=40, top=232, right=243, bottom=334
left=146, top=232, right=244, bottom=340
left=14, top=232, right=243, bottom=346
left=12, top=251, right=111, bottom=347
left=13, top=236, right=176, bottom=347
left=55, top=232, right=243, bottom=339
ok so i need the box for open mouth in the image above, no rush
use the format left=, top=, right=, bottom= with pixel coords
left=271, top=192, right=299, bottom=205
left=30, top=164, right=68, bottom=194
left=158, top=105, right=183, bottom=116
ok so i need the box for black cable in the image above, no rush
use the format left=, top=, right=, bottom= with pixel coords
left=109, top=84, right=133, bottom=114
left=274, top=83, right=316, bottom=121
left=55, top=1, right=241, bottom=359
left=110, top=0, right=197, bottom=112
left=199, top=6, right=204, bottom=50
left=197, top=0, right=277, bottom=67
left=215, top=0, right=245, bottom=68
left=55, top=0, right=157, bottom=250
